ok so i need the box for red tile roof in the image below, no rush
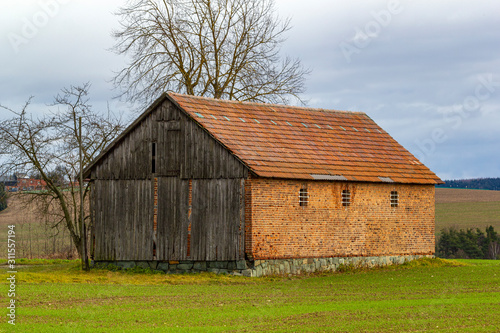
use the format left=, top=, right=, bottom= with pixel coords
left=169, top=93, right=442, bottom=184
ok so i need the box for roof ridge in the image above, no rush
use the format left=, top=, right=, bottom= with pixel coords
left=167, top=92, right=366, bottom=116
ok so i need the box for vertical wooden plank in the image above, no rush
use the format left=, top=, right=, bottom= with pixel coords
left=157, top=177, right=165, bottom=260
left=97, top=180, right=102, bottom=260
left=234, top=178, right=243, bottom=259
left=106, top=181, right=110, bottom=259
left=180, top=118, right=187, bottom=178
left=92, top=181, right=99, bottom=260
left=125, top=180, right=132, bottom=259
left=168, top=177, right=176, bottom=258
left=145, top=180, right=150, bottom=258
left=114, top=181, right=120, bottom=260
left=209, top=180, right=217, bottom=260
left=191, top=179, right=203, bottom=260
left=129, top=180, right=135, bottom=259
left=136, top=180, right=141, bottom=260
left=217, top=180, right=222, bottom=262
left=178, top=117, right=185, bottom=178
left=136, top=180, right=142, bottom=260
left=102, top=180, right=107, bottom=260
left=177, top=179, right=189, bottom=260
left=107, top=180, right=112, bottom=260
left=141, top=180, right=148, bottom=261
left=239, top=178, right=245, bottom=260
left=187, top=119, right=194, bottom=179
left=223, top=179, right=231, bottom=261
left=139, top=123, right=145, bottom=179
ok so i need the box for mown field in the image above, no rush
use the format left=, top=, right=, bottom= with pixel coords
left=1, top=258, right=499, bottom=332
left=435, top=188, right=500, bottom=232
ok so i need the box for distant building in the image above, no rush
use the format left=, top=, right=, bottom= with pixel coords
left=0, top=175, right=17, bottom=190
left=3, top=174, right=47, bottom=192
left=83, top=93, right=443, bottom=276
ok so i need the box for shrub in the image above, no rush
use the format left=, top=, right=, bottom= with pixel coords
left=0, top=183, right=7, bottom=212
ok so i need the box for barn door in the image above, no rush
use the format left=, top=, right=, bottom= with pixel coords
left=190, top=178, right=244, bottom=261
left=155, top=177, right=190, bottom=260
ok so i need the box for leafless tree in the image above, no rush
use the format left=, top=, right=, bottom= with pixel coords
left=489, top=241, right=500, bottom=260
left=0, top=83, right=124, bottom=269
left=113, top=0, right=308, bottom=106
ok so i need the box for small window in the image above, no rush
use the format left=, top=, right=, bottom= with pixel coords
left=152, top=142, right=157, bottom=174
left=391, top=191, right=399, bottom=207
left=299, top=188, right=308, bottom=206
left=342, top=190, right=351, bottom=206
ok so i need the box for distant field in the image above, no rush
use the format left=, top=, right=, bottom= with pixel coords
left=0, top=195, right=74, bottom=259
left=1, top=258, right=499, bottom=332
left=436, top=188, right=500, bottom=203
left=435, top=188, right=500, bottom=233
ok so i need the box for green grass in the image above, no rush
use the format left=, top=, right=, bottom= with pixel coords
left=0, top=258, right=76, bottom=266
left=435, top=201, right=500, bottom=232
left=1, top=259, right=500, bottom=332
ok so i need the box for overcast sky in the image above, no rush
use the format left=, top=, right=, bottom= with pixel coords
left=1, top=0, right=499, bottom=180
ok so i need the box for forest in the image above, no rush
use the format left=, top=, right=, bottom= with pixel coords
left=437, top=178, right=500, bottom=191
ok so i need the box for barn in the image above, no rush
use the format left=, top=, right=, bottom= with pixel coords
left=83, top=93, right=443, bottom=276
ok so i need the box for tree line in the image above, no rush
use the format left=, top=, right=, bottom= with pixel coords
left=436, top=178, right=500, bottom=191
left=436, top=226, right=500, bottom=259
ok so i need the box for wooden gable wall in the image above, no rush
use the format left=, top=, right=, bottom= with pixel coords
left=90, top=99, right=248, bottom=180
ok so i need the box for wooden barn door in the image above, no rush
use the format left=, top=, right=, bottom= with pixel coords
left=155, top=177, right=245, bottom=261
left=156, top=177, right=190, bottom=260
left=190, top=178, right=244, bottom=261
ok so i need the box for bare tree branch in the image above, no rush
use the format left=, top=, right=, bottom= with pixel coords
left=112, top=0, right=309, bottom=106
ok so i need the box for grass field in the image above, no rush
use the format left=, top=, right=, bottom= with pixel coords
left=1, top=258, right=500, bottom=332
left=435, top=188, right=500, bottom=232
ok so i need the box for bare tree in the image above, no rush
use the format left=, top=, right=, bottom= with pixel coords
left=489, top=241, right=500, bottom=260
left=113, top=0, right=308, bottom=105
left=0, top=83, right=123, bottom=270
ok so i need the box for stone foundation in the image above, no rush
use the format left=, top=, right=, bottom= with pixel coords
left=92, top=254, right=433, bottom=277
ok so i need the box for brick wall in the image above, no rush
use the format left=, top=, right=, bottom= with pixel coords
left=245, top=178, right=435, bottom=259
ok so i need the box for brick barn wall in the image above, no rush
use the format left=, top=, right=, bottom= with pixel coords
left=245, top=178, right=435, bottom=259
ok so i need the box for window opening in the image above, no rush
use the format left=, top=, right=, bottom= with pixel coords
left=342, top=190, right=351, bottom=206
left=152, top=142, right=157, bottom=174
left=299, top=188, right=309, bottom=207
left=391, top=191, right=399, bottom=207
